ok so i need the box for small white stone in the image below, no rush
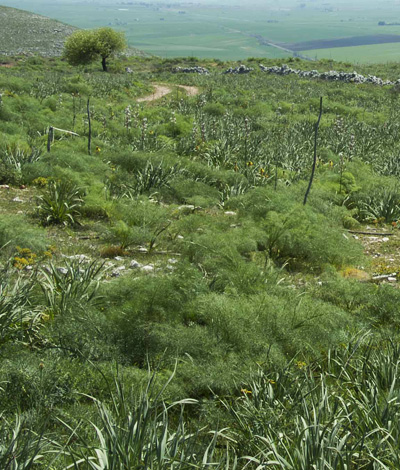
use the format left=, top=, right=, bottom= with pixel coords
left=66, top=254, right=90, bottom=261
left=12, top=197, right=23, bottom=203
left=388, top=277, right=397, bottom=282
left=114, top=256, right=124, bottom=261
left=224, top=211, right=237, bottom=216
left=130, top=260, right=141, bottom=269
left=111, top=266, right=125, bottom=277
left=137, top=247, right=148, bottom=253
left=141, top=265, right=154, bottom=273
left=176, top=235, right=184, bottom=240
left=382, top=237, right=390, bottom=242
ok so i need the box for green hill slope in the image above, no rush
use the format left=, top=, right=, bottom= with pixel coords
left=0, top=5, right=149, bottom=58
left=3, top=52, right=400, bottom=466
left=0, top=5, right=76, bottom=57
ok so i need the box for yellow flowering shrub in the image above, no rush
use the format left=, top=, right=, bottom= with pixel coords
left=13, top=246, right=37, bottom=269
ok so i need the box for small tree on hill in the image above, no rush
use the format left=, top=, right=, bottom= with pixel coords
left=64, top=27, right=126, bottom=72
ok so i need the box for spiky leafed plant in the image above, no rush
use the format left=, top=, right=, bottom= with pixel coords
left=62, top=371, right=236, bottom=469
left=224, top=335, right=400, bottom=469
left=40, top=259, right=104, bottom=316
left=0, top=415, right=49, bottom=470
left=359, top=188, right=400, bottom=223
left=36, top=180, right=84, bottom=226
left=0, top=266, right=40, bottom=346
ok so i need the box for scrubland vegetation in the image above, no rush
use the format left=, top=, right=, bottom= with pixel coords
left=2, top=53, right=400, bottom=467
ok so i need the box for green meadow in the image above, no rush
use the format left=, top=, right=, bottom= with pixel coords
left=2, top=46, right=400, bottom=464
left=304, top=42, right=400, bottom=65
left=4, top=2, right=400, bottom=466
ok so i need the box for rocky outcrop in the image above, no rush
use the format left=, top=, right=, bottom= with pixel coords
left=223, top=64, right=254, bottom=75
left=172, top=66, right=209, bottom=75
left=259, top=63, right=399, bottom=86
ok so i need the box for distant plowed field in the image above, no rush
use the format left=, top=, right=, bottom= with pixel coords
left=285, top=34, right=400, bottom=51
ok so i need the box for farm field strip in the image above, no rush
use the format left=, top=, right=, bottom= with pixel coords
left=286, top=34, right=400, bottom=51
left=304, top=42, right=400, bottom=64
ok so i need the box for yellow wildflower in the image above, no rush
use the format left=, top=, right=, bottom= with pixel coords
left=296, top=361, right=307, bottom=369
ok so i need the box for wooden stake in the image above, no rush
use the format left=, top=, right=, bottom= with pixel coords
left=304, top=97, right=323, bottom=205
left=87, top=98, right=92, bottom=155
left=47, top=126, right=54, bottom=152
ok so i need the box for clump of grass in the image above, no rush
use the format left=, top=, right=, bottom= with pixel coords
left=0, top=215, right=48, bottom=256
left=225, top=335, right=400, bottom=468
left=106, top=161, right=186, bottom=199
left=40, top=259, right=104, bottom=316
left=358, top=188, right=400, bottom=223
left=63, top=371, right=231, bottom=469
left=0, top=415, right=48, bottom=469
left=0, top=266, right=40, bottom=346
left=36, top=180, right=84, bottom=226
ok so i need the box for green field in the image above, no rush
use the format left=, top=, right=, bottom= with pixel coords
left=304, top=42, right=400, bottom=64
left=2, top=0, right=400, bottom=62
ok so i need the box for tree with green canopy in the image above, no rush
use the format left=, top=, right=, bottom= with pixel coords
left=64, top=27, right=126, bottom=72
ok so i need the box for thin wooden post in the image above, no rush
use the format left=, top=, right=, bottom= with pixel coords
left=87, top=98, right=91, bottom=155
left=47, top=126, right=54, bottom=152
left=72, top=93, right=77, bottom=128
left=303, top=97, right=323, bottom=205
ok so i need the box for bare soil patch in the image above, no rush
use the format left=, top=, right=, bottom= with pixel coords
left=137, top=84, right=199, bottom=102
left=178, top=85, right=200, bottom=96
left=137, top=85, right=172, bottom=102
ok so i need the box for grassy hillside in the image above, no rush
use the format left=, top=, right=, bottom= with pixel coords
left=0, top=5, right=149, bottom=58
left=0, top=5, right=76, bottom=57
left=2, top=53, right=400, bottom=466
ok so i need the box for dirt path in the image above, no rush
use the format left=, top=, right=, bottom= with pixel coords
left=137, top=85, right=172, bottom=102
left=137, top=84, right=199, bottom=103
left=178, top=85, right=200, bottom=96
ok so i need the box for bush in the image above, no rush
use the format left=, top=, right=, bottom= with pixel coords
left=234, top=187, right=364, bottom=270
left=106, top=199, right=172, bottom=251
left=0, top=215, right=47, bottom=255
left=0, top=268, right=40, bottom=346
left=36, top=179, right=84, bottom=226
